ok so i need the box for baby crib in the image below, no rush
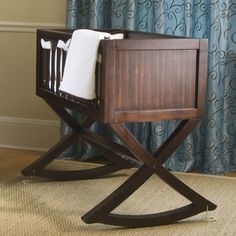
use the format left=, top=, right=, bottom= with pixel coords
left=22, top=29, right=216, bottom=228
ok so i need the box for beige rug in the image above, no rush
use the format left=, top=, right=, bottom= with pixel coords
left=0, top=160, right=236, bottom=236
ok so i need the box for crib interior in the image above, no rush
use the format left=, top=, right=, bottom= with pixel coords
left=37, top=29, right=128, bottom=109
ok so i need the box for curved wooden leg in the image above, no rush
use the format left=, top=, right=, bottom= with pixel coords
left=21, top=103, right=132, bottom=181
left=26, top=163, right=130, bottom=181
left=82, top=121, right=216, bottom=227
left=21, top=130, right=80, bottom=177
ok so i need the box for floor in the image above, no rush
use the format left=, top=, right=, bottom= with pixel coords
left=0, top=147, right=235, bottom=182
left=0, top=148, right=42, bottom=181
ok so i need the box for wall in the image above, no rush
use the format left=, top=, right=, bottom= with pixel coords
left=0, top=0, right=67, bottom=150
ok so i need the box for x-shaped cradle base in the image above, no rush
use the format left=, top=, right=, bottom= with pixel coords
left=21, top=101, right=216, bottom=227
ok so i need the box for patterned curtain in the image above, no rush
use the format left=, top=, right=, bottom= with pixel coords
left=62, top=0, right=236, bottom=175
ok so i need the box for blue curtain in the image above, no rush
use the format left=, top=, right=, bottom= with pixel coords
left=62, top=0, right=236, bottom=175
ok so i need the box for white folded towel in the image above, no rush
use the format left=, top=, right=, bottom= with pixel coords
left=57, top=39, right=71, bottom=51
left=41, top=39, right=52, bottom=49
left=59, top=29, right=124, bottom=100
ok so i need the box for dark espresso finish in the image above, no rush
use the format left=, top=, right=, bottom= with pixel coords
left=21, top=29, right=216, bottom=228
left=35, top=29, right=207, bottom=123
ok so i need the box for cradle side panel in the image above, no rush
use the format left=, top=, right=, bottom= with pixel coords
left=36, top=29, right=103, bottom=121
left=115, top=49, right=197, bottom=110
left=108, top=39, right=208, bottom=123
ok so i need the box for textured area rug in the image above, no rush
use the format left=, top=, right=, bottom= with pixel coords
left=0, top=161, right=236, bottom=236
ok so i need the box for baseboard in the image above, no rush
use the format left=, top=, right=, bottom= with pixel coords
left=0, top=116, right=60, bottom=151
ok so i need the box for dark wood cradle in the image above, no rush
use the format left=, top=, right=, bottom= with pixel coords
left=21, top=29, right=216, bottom=228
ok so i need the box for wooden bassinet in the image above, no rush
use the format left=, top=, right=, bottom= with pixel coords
left=22, top=29, right=216, bottom=228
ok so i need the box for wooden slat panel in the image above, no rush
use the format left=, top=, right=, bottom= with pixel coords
left=115, top=49, right=197, bottom=112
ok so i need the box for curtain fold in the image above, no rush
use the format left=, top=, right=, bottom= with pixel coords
left=62, top=0, right=236, bottom=175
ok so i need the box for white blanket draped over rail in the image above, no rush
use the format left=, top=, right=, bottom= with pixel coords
left=59, top=29, right=124, bottom=100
